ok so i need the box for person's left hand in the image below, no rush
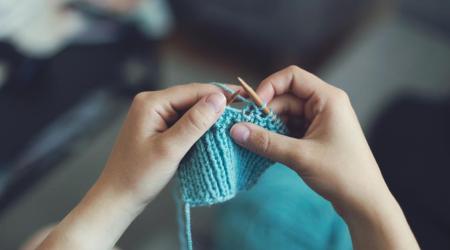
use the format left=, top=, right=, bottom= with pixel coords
left=100, top=83, right=227, bottom=206
left=36, top=83, right=228, bottom=250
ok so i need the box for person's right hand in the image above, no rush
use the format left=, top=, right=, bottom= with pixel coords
left=230, top=65, right=387, bottom=213
left=230, top=66, right=419, bottom=250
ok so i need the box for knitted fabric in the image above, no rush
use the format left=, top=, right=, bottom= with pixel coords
left=176, top=83, right=287, bottom=250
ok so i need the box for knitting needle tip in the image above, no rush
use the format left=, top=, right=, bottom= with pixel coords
left=227, top=89, right=241, bottom=105
left=237, top=77, right=270, bottom=115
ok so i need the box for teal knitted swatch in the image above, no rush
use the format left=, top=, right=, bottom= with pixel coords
left=176, top=83, right=287, bottom=250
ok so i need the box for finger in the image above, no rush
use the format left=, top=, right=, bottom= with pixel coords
left=268, top=94, right=304, bottom=116
left=256, top=65, right=327, bottom=103
left=162, top=83, right=241, bottom=112
left=163, top=93, right=226, bottom=154
left=136, top=83, right=240, bottom=132
left=230, top=122, right=302, bottom=166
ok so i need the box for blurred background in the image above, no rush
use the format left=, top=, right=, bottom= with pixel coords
left=0, top=0, right=449, bottom=249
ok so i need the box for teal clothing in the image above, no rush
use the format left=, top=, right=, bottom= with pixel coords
left=214, top=164, right=352, bottom=250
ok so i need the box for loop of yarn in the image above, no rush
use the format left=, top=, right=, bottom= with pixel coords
left=176, top=83, right=287, bottom=250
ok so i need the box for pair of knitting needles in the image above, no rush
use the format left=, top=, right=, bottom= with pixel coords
left=227, top=77, right=271, bottom=115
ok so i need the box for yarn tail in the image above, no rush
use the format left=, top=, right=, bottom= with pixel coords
left=184, top=203, right=193, bottom=250
left=176, top=196, right=193, bottom=250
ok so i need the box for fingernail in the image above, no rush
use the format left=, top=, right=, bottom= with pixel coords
left=231, top=124, right=250, bottom=143
left=206, top=93, right=226, bottom=113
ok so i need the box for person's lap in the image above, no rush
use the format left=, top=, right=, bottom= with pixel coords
left=214, top=163, right=352, bottom=250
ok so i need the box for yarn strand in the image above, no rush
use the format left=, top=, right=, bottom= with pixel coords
left=185, top=203, right=193, bottom=250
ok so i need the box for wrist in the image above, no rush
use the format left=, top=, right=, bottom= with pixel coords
left=39, top=175, right=146, bottom=249
left=93, top=173, right=149, bottom=213
left=337, top=190, right=399, bottom=222
left=333, top=184, right=419, bottom=249
left=333, top=181, right=398, bottom=222
left=99, top=159, right=173, bottom=208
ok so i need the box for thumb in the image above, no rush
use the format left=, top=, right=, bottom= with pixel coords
left=164, top=93, right=226, bottom=154
left=230, top=122, right=301, bottom=167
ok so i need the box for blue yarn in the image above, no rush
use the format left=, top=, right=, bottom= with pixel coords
left=184, top=203, right=192, bottom=250
left=174, top=190, right=189, bottom=249
left=176, top=83, right=287, bottom=250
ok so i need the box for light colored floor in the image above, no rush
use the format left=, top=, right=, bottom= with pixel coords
left=0, top=11, right=449, bottom=250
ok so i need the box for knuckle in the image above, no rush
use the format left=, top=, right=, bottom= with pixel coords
left=325, top=86, right=350, bottom=107
left=172, top=83, right=202, bottom=92
left=287, top=65, right=301, bottom=72
left=252, top=130, right=272, bottom=154
left=185, top=83, right=207, bottom=94
left=132, top=91, right=159, bottom=108
left=167, top=84, right=184, bottom=93
left=187, top=82, right=216, bottom=95
left=133, top=92, right=148, bottom=105
left=336, top=88, right=350, bottom=101
left=332, top=87, right=350, bottom=103
left=186, top=82, right=202, bottom=88
left=131, top=92, right=150, bottom=114
left=186, top=108, right=209, bottom=132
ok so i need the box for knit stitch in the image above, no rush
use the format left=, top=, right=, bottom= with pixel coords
left=176, top=83, right=287, bottom=250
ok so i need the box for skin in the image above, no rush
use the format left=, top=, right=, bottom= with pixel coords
left=230, top=66, right=419, bottom=250
left=83, top=0, right=140, bottom=13
left=33, top=66, right=419, bottom=250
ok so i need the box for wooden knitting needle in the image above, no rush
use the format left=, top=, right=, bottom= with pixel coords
left=227, top=89, right=241, bottom=105
left=237, top=77, right=270, bottom=115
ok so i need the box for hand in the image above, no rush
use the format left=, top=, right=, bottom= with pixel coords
left=230, top=66, right=419, bottom=250
left=83, top=0, right=140, bottom=13
left=100, top=83, right=227, bottom=205
left=231, top=65, right=385, bottom=212
left=37, top=83, right=228, bottom=250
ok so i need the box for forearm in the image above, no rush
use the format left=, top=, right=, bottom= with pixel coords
left=37, top=176, right=145, bottom=250
left=338, top=186, right=419, bottom=250
left=35, top=86, right=227, bottom=249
